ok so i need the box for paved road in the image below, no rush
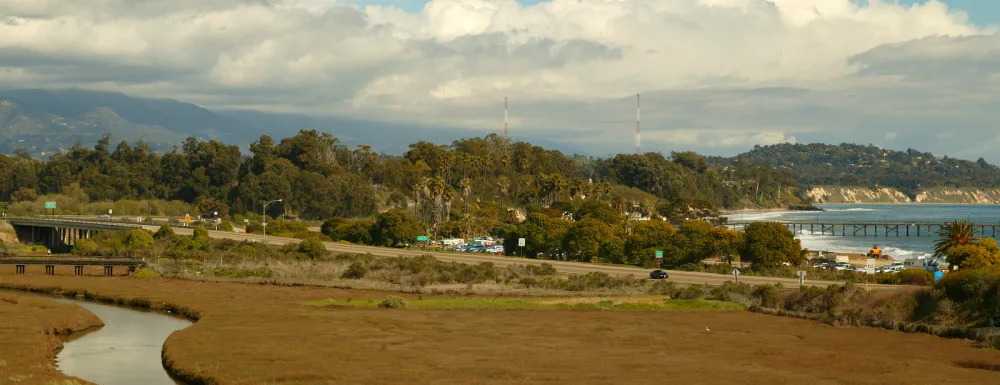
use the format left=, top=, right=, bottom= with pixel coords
left=147, top=225, right=899, bottom=290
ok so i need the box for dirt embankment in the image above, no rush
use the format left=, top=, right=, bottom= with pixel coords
left=0, top=292, right=103, bottom=385
left=1, top=273, right=1000, bottom=384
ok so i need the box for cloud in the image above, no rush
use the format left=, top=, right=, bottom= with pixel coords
left=1, top=0, right=998, bottom=159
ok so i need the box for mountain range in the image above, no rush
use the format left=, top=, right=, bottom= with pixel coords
left=0, top=88, right=584, bottom=157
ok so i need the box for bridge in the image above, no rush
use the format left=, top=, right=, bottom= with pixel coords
left=3, top=217, right=141, bottom=253
left=725, top=221, right=1000, bottom=237
left=0, top=257, right=144, bottom=276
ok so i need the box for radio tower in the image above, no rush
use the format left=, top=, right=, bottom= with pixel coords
left=635, top=94, right=641, bottom=154
left=504, top=96, right=509, bottom=139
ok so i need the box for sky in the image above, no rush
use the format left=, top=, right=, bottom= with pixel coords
left=2, top=0, right=999, bottom=160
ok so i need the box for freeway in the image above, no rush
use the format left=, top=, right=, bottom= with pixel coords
left=145, top=225, right=900, bottom=289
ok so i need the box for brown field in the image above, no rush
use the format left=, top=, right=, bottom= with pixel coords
left=2, top=269, right=1000, bottom=384
left=0, top=291, right=101, bottom=385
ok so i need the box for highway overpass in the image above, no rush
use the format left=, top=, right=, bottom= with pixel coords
left=4, top=217, right=139, bottom=253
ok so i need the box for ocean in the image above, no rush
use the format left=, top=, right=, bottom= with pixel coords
left=725, top=204, right=1000, bottom=260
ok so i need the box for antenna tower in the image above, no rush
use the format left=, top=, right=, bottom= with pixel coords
left=504, top=96, right=508, bottom=139
left=635, top=94, right=641, bottom=154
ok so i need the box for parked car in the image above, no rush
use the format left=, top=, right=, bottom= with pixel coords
left=649, top=270, right=669, bottom=279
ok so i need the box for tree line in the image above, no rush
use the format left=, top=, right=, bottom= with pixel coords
left=0, top=131, right=803, bottom=224
left=715, top=143, right=1000, bottom=197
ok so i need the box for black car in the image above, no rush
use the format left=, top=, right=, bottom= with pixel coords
left=649, top=270, right=669, bottom=279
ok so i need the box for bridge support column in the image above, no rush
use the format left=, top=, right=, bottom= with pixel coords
left=15, top=265, right=25, bottom=274
left=104, top=265, right=113, bottom=276
left=44, top=265, right=55, bottom=275
left=128, top=265, right=137, bottom=274
left=75, top=265, right=84, bottom=276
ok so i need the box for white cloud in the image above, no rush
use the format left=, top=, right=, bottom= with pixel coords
left=0, top=0, right=998, bottom=156
left=884, top=132, right=898, bottom=141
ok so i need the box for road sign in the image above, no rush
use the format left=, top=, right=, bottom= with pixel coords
left=518, top=238, right=525, bottom=247
left=796, top=270, right=806, bottom=285
left=185, top=214, right=191, bottom=223
left=865, top=258, right=876, bottom=274
left=44, top=201, right=56, bottom=209
left=655, top=250, right=663, bottom=259
left=732, top=268, right=741, bottom=283
left=416, top=235, right=429, bottom=241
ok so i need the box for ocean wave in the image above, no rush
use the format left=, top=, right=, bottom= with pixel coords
left=722, top=211, right=792, bottom=221
left=793, top=232, right=931, bottom=260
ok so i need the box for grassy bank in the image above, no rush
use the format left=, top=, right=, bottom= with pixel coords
left=1, top=275, right=1000, bottom=383
left=0, top=292, right=102, bottom=385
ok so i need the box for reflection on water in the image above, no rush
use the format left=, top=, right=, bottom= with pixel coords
left=9, top=291, right=192, bottom=385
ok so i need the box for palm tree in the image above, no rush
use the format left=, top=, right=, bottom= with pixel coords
left=421, top=177, right=432, bottom=223
left=412, top=181, right=424, bottom=219
left=430, top=176, right=446, bottom=225
left=497, top=175, right=510, bottom=219
left=611, top=196, right=628, bottom=216
left=442, top=187, right=455, bottom=222
left=935, top=220, right=979, bottom=257
left=459, top=177, right=472, bottom=215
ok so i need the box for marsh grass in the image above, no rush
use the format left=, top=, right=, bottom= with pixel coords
left=307, top=296, right=745, bottom=311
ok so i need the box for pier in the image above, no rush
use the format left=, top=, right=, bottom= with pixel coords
left=725, top=221, right=1000, bottom=237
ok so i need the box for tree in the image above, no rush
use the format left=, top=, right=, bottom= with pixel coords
left=154, top=224, right=175, bottom=239
left=739, top=222, right=804, bottom=270
left=124, top=229, right=154, bottom=250
left=370, top=209, right=423, bottom=247
left=935, top=220, right=979, bottom=258
left=625, top=220, right=676, bottom=266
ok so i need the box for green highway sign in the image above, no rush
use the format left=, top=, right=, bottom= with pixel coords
left=44, top=201, right=56, bottom=209
left=655, top=250, right=663, bottom=259
left=416, top=235, right=429, bottom=241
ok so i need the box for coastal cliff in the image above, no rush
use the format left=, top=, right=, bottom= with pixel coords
left=805, top=187, right=1000, bottom=204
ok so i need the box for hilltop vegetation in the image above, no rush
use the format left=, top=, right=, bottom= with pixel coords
left=714, top=143, right=1000, bottom=197
left=0, top=131, right=803, bottom=226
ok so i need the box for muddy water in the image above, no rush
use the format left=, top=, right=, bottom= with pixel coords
left=9, top=291, right=192, bottom=384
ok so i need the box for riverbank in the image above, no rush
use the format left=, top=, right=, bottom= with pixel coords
left=2, top=275, right=999, bottom=383
left=0, top=292, right=101, bottom=385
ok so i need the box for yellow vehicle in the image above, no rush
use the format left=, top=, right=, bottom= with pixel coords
left=867, top=244, right=882, bottom=258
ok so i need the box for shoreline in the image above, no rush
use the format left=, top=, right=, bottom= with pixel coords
left=723, top=202, right=1000, bottom=215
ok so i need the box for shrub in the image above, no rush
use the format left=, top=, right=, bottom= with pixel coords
left=677, top=285, right=705, bottom=300
left=73, top=239, right=99, bottom=256
left=298, top=238, right=327, bottom=259
left=134, top=268, right=161, bottom=279
left=751, top=284, right=782, bottom=308
left=897, top=269, right=933, bottom=286
left=528, top=263, right=557, bottom=276
left=378, top=296, right=408, bottom=309
left=342, top=262, right=368, bottom=279
left=154, top=224, right=175, bottom=239
left=125, top=229, right=154, bottom=250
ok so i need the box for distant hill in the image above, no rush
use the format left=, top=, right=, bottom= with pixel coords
left=711, top=143, right=1000, bottom=197
left=0, top=88, right=589, bottom=158
left=0, top=89, right=260, bottom=156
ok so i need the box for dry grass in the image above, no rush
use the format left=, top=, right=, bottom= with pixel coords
left=2, top=272, right=1000, bottom=384
left=0, top=292, right=101, bottom=385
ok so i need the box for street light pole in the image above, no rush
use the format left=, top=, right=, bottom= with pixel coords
left=262, top=199, right=283, bottom=236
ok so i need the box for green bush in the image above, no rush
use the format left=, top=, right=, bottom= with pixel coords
left=342, top=262, right=368, bottom=279
left=73, top=239, right=100, bottom=256
left=134, top=268, right=161, bottom=279
left=677, top=285, right=705, bottom=300
left=527, top=263, right=557, bottom=276
left=751, top=284, right=782, bottom=308
left=378, top=296, right=409, bottom=309
left=154, top=224, right=174, bottom=239
left=298, top=238, right=327, bottom=259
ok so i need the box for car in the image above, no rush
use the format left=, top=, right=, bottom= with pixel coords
left=98, top=214, right=111, bottom=219
left=649, top=270, right=669, bottom=279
